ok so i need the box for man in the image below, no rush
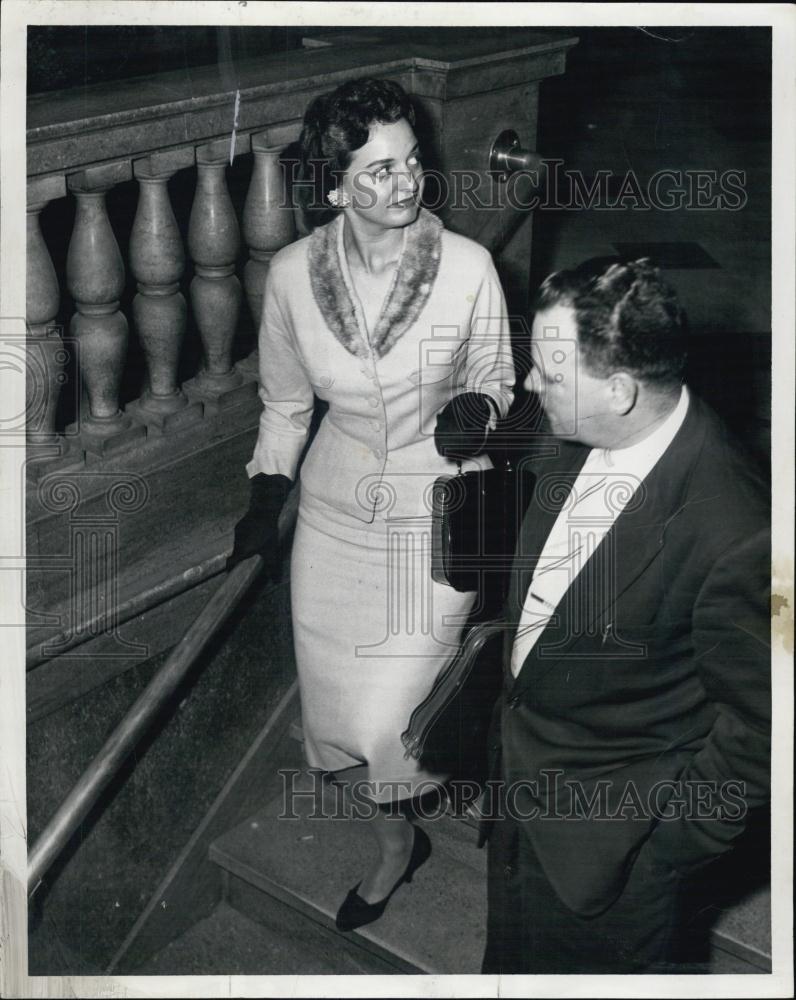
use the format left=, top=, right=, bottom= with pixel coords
left=481, top=258, right=770, bottom=974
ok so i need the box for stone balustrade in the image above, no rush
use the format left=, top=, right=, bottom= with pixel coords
left=26, top=130, right=297, bottom=473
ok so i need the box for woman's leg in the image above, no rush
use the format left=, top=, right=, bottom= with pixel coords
left=333, top=787, right=434, bottom=931
left=356, top=804, right=416, bottom=902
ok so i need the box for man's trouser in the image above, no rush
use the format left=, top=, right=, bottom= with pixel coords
left=481, top=810, right=699, bottom=974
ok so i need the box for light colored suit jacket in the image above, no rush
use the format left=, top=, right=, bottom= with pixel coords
left=247, top=208, right=515, bottom=521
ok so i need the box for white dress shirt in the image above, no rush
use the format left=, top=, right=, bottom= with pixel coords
left=511, top=385, right=690, bottom=676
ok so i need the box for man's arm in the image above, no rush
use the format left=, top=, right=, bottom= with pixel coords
left=646, top=526, right=771, bottom=873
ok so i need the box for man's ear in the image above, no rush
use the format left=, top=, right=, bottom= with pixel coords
left=607, top=372, right=638, bottom=415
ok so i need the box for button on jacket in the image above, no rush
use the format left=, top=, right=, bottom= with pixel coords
left=247, top=208, right=515, bottom=521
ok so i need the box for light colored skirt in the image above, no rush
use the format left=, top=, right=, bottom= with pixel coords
left=290, top=490, right=476, bottom=802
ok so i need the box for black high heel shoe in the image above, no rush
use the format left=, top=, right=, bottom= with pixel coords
left=335, top=825, right=431, bottom=932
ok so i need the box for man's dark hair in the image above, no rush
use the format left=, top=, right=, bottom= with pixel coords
left=296, top=77, right=416, bottom=229
left=534, top=258, right=687, bottom=388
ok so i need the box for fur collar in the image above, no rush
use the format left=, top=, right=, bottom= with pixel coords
left=308, top=208, right=443, bottom=359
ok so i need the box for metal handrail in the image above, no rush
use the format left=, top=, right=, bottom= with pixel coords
left=27, top=554, right=261, bottom=896
left=27, top=495, right=298, bottom=897
left=26, top=547, right=229, bottom=670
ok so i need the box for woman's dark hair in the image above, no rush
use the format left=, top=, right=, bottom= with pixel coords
left=533, top=257, right=688, bottom=388
left=295, top=77, right=416, bottom=228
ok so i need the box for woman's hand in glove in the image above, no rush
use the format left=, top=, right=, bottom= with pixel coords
left=226, top=473, right=292, bottom=575
left=434, top=392, right=494, bottom=460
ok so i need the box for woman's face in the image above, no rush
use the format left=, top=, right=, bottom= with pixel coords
left=339, top=117, right=423, bottom=234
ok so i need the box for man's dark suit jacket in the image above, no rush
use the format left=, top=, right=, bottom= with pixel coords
left=492, top=391, right=770, bottom=917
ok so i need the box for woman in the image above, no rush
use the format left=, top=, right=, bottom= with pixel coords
left=229, top=77, right=514, bottom=931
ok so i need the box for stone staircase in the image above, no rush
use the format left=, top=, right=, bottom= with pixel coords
left=136, top=722, right=772, bottom=976
left=210, top=770, right=486, bottom=974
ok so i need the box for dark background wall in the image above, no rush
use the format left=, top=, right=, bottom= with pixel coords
left=533, top=26, right=771, bottom=463
left=27, top=26, right=303, bottom=94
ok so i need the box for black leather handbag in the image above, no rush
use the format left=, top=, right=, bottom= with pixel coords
left=410, top=459, right=531, bottom=795
left=430, top=460, right=534, bottom=596
left=401, top=618, right=505, bottom=783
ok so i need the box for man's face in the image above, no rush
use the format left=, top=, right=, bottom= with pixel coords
left=525, top=303, right=610, bottom=445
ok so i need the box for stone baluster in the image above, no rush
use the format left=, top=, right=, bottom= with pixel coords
left=242, top=135, right=296, bottom=333
left=26, top=175, right=69, bottom=455
left=128, top=148, right=202, bottom=434
left=66, top=162, right=145, bottom=456
left=185, top=136, right=251, bottom=410
left=239, top=126, right=300, bottom=379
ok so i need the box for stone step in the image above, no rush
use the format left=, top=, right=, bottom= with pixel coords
left=135, top=899, right=396, bottom=975
left=710, top=884, right=771, bottom=972
left=278, top=721, right=770, bottom=974
left=288, top=715, right=485, bottom=845
left=209, top=770, right=487, bottom=974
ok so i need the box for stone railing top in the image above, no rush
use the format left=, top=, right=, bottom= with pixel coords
left=28, top=29, right=578, bottom=178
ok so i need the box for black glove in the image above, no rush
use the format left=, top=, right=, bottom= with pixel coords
left=434, top=392, right=493, bottom=460
left=226, top=473, right=292, bottom=575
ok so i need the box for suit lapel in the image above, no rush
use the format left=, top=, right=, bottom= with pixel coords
left=508, top=394, right=710, bottom=692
